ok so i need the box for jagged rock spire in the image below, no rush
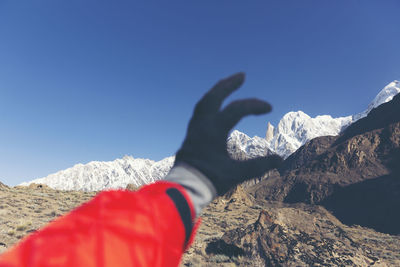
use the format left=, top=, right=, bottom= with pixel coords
left=265, top=122, right=274, bottom=143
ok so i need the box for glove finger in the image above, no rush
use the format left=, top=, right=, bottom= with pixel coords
left=193, top=72, right=245, bottom=118
left=234, top=154, right=283, bottom=183
left=218, top=99, right=272, bottom=132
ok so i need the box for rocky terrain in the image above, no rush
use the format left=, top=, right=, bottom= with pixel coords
left=182, top=186, right=400, bottom=266
left=1, top=183, right=399, bottom=266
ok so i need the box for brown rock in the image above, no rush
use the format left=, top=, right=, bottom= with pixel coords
left=125, top=184, right=138, bottom=191
left=0, top=182, right=8, bottom=190
left=199, top=200, right=400, bottom=266
left=27, top=183, right=52, bottom=190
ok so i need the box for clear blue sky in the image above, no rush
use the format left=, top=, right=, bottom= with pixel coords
left=1, top=1, right=399, bottom=185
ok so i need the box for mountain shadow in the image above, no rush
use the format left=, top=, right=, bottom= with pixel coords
left=321, top=173, right=400, bottom=235
left=321, top=149, right=400, bottom=235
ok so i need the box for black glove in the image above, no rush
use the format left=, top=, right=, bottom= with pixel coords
left=175, top=72, right=283, bottom=196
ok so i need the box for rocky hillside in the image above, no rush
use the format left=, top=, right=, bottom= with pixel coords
left=250, top=93, right=400, bottom=235
left=0, top=182, right=8, bottom=190
left=182, top=188, right=400, bottom=266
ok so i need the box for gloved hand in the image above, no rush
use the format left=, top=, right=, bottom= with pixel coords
left=175, top=72, right=283, bottom=196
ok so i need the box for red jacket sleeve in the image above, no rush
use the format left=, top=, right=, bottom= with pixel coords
left=0, top=181, right=199, bottom=267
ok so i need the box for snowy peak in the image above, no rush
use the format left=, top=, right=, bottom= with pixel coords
left=269, top=111, right=352, bottom=158
left=353, top=80, right=400, bottom=121
left=368, top=80, right=400, bottom=111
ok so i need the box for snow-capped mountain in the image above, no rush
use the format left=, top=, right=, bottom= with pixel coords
left=20, top=156, right=174, bottom=191
left=21, top=80, right=399, bottom=191
left=227, top=130, right=273, bottom=159
left=352, top=80, right=400, bottom=121
left=268, top=112, right=352, bottom=158
left=243, top=80, right=400, bottom=158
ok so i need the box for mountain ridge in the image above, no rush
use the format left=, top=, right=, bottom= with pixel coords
left=20, top=156, right=174, bottom=191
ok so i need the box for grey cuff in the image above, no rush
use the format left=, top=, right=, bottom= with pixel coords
left=164, top=163, right=217, bottom=217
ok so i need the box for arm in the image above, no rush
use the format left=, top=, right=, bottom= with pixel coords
left=0, top=181, right=197, bottom=267
left=0, top=73, right=281, bottom=267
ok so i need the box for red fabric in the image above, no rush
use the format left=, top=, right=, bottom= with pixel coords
left=0, top=181, right=198, bottom=267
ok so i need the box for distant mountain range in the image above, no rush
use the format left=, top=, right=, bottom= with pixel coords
left=21, top=156, right=174, bottom=191
left=21, top=80, right=400, bottom=191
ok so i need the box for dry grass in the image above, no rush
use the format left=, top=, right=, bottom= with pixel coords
left=0, top=184, right=96, bottom=254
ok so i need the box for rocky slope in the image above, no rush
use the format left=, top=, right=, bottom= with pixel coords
left=183, top=190, right=400, bottom=266
left=0, top=182, right=8, bottom=190
left=250, top=93, right=400, bottom=235
left=184, top=185, right=400, bottom=266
